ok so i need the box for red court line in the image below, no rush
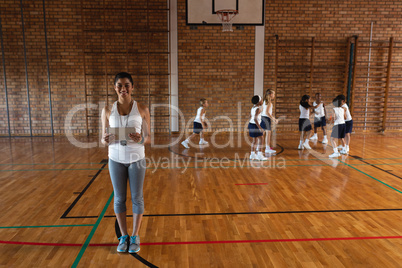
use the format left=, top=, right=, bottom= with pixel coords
left=1, top=236, right=402, bottom=247
left=235, top=183, right=268, bottom=186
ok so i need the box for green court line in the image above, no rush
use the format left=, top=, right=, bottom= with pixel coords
left=1, top=162, right=402, bottom=172
left=338, top=160, right=402, bottom=194
left=1, top=157, right=402, bottom=166
left=0, top=224, right=94, bottom=229
left=351, top=163, right=402, bottom=166
left=0, top=164, right=328, bottom=172
left=71, top=191, right=114, bottom=268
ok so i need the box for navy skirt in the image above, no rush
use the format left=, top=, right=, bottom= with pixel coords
left=248, top=123, right=263, bottom=138
left=299, top=118, right=312, bottom=132
left=331, top=124, right=346, bottom=139
left=260, top=116, right=271, bottom=131
left=193, top=122, right=203, bottom=134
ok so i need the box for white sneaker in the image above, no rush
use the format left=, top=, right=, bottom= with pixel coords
left=250, top=152, right=257, bottom=160
left=310, top=135, right=318, bottom=140
left=199, top=140, right=209, bottom=145
left=298, top=144, right=303, bottom=150
left=337, top=145, right=343, bottom=149
left=303, top=143, right=311, bottom=149
left=265, top=148, right=276, bottom=154
left=340, top=149, right=347, bottom=155
left=322, top=138, right=328, bottom=144
left=256, top=152, right=268, bottom=161
left=181, top=140, right=189, bottom=149
left=329, top=152, right=340, bottom=158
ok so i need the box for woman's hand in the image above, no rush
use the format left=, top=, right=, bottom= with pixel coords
left=102, top=133, right=115, bottom=146
left=129, top=132, right=144, bottom=144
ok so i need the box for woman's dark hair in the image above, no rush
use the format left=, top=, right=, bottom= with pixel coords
left=333, top=97, right=342, bottom=107
left=251, top=95, right=260, bottom=105
left=114, top=72, right=134, bottom=85
left=300, top=95, right=311, bottom=108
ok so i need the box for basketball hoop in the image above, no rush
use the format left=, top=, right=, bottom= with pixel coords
left=216, top=9, right=238, bottom=32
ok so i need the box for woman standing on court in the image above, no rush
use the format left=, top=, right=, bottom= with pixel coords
left=101, top=72, right=151, bottom=253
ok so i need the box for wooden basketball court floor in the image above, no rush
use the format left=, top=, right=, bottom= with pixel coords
left=1, top=133, right=402, bottom=267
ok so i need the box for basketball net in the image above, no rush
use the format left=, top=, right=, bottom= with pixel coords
left=216, top=10, right=238, bottom=32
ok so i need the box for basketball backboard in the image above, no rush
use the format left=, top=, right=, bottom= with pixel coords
left=186, top=0, right=265, bottom=26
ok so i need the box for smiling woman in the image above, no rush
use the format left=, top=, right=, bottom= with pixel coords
left=100, top=72, right=151, bottom=254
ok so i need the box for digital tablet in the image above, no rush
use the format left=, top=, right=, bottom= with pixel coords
left=107, top=127, right=138, bottom=141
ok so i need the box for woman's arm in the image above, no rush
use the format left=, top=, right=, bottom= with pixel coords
left=101, top=106, right=113, bottom=146
left=132, top=103, right=151, bottom=145
left=267, top=103, right=278, bottom=124
left=137, top=104, right=151, bottom=144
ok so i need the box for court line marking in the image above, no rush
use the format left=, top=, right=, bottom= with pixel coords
left=167, top=144, right=285, bottom=161
left=235, top=183, right=268, bottom=185
left=62, top=208, right=402, bottom=219
left=2, top=235, right=402, bottom=247
left=0, top=224, right=94, bottom=229
left=349, top=154, right=402, bottom=181
left=339, top=160, right=402, bottom=194
left=1, top=156, right=402, bottom=166
left=2, top=162, right=401, bottom=172
left=0, top=168, right=108, bottom=172
left=61, top=161, right=108, bottom=219
left=71, top=191, right=114, bottom=268
left=0, top=162, right=106, bottom=166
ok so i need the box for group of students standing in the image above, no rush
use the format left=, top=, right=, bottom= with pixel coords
left=182, top=89, right=353, bottom=159
left=298, top=93, right=353, bottom=157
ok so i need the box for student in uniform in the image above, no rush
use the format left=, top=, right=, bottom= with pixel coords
left=337, top=94, right=353, bottom=154
left=249, top=95, right=268, bottom=161
left=329, top=97, right=347, bottom=158
left=298, top=95, right=321, bottom=149
left=310, top=92, right=328, bottom=144
left=181, top=99, right=209, bottom=148
left=261, top=89, right=279, bottom=154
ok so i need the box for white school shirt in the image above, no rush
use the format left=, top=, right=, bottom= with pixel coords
left=342, top=103, right=352, bottom=121
left=261, top=101, right=273, bottom=117
left=313, top=102, right=325, bottom=118
left=108, top=101, right=145, bottom=164
left=194, top=107, right=205, bottom=123
left=333, top=107, right=345, bottom=126
left=299, top=105, right=310, bottom=119
left=249, top=106, right=262, bottom=124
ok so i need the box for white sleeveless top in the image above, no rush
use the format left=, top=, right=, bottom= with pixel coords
left=108, top=101, right=145, bottom=164
left=299, top=105, right=310, bottom=119
left=249, top=106, right=261, bottom=124
left=261, top=101, right=273, bottom=117
left=194, top=107, right=205, bottom=123
left=333, top=107, right=345, bottom=126
left=313, top=102, right=325, bottom=118
left=342, top=103, right=352, bottom=121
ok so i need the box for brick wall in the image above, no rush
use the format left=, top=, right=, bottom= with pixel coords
left=1, top=0, right=402, bottom=136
